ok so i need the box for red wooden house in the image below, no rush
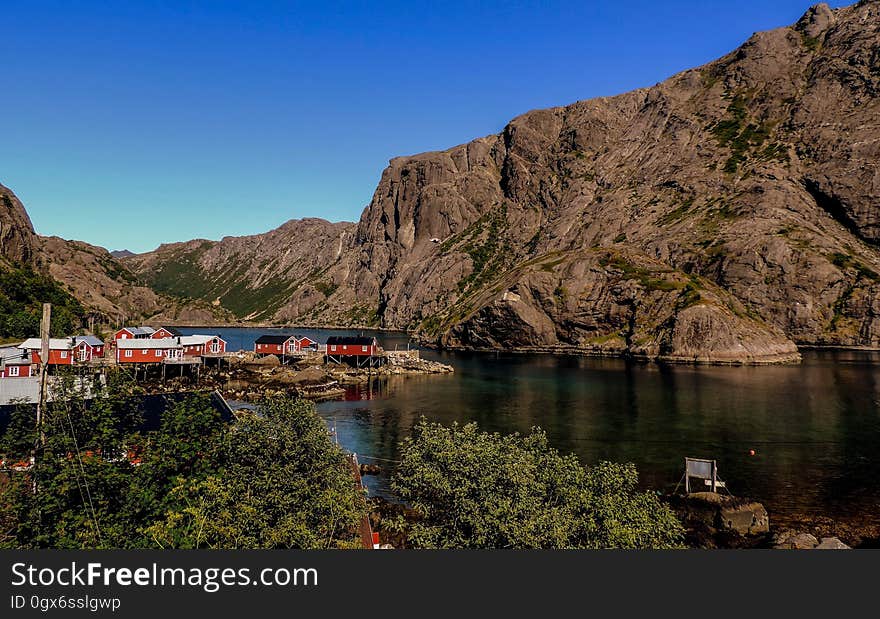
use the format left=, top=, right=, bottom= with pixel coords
left=72, top=336, right=106, bottom=359
left=290, top=336, right=318, bottom=353
left=0, top=346, right=34, bottom=378
left=113, top=326, right=156, bottom=342
left=115, top=338, right=184, bottom=364
left=180, top=335, right=227, bottom=357
left=151, top=326, right=182, bottom=339
left=254, top=335, right=293, bottom=356
left=325, top=336, right=381, bottom=367
left=19, top=338, right=75, bottom=365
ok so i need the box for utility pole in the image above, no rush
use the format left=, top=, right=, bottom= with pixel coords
left=36, top=303, right=50, bottom=446
left=31, top=303, right=50, bottom=493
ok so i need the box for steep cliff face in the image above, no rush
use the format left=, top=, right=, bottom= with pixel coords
left=125, top=218, right=357, bottom=322
left=295, top=0, right=880, bottom=362
left=121, top=1, right=880, bottom=363
left=0, top=183, right=38, bottom=266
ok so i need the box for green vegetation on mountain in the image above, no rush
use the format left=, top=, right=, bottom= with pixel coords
left=0, top=263, right=84, bottom=339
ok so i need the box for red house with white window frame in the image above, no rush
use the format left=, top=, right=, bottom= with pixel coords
left=254, top=335, right=293, bottom=356
left=18, top=338, right=81, bottom=365
left=180, top=335, right=227, bottom=357
left=289, top=336, right=318, bottom=353
left=151, top=327, right=182, bottom=339
left=325, top=336, right=381, bottom=367
left=113, top=326, right=155, bottom=342
left=115, top=338, right=183, bottom=364
left=0, top=346, right=34, bottom=378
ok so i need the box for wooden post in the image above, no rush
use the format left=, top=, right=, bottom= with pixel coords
left=36, top=303, right=50, bottom=447
left=684, top=458, right=690, bottom=494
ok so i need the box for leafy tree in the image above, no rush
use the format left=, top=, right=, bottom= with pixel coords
left=0, top=383, right=366, bottom=549
left=391, top=419, right=684, bottom=549
left=145, top=397, right=364, bottom=549
left=0, top=263, right=85, bottom=339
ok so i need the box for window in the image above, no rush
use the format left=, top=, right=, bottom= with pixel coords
left=121, top=333, right=128, bottom=339
left=125, top=350, right=132, bottom=357
left=142, top=349, right=148, bottom=355
left=156, top=350, right=163, bottom=357
left=60, top=351, right=67, bottom=359
left=330, top=345, right=336, bottom=352
left=362, top=346, right=368, bottom=352
left=9, top=366, right=19, bottom=377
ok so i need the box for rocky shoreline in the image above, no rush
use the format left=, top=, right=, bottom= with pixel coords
left=665, top=492, right=879, bottom=549
left=218, top=351, right=454, bottom=403
left=364, top=486, right=878, bottom=549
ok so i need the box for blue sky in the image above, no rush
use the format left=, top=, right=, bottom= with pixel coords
left=0, top=1, right=847, bottom=253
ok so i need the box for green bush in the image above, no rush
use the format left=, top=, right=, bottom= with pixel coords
left=391, top=419, right=684, bottom=549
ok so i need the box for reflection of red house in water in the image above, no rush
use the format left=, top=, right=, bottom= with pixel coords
left=343, top=380, right=385, bottom=401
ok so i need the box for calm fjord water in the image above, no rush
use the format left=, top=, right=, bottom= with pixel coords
left=185, top=327, right=880, bottom=522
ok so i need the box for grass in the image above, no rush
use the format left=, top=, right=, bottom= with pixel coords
left=801, top=33, right=822, bottom=52
left=313, top=280, right=338, bottom=298
left=598, top=255, right=685, bottom=292
left=828, top=252, right=879, bottom=281
left=657, top=197, right=695, bottom=226
left=708, top=93, right=777, bottom=174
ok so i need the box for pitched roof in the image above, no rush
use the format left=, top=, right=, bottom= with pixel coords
left=118, top=326, right=155, bottom=336
left=19, top=338, right=76, bottom=350
left=159, top=326, right=183, bottom=336
left=72, top=335, right=104, bottom=347
left=255, top=335, right=294, bottom=345
left=116, top=338, right=183, bottom=349
left=180, top=334, right=224, bottom=346
left=0, top=346, right=31, bottom=364
left=326, top=336, right=377, bottom=346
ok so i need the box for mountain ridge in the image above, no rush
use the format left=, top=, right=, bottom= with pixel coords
left=128, top=0, right=880, bottom=362
left=5, top=1, right=880, bottom=362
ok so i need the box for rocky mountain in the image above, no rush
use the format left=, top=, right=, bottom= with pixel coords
left=68, top=1, right=880, bottom=362
left=110, top=249, right=135, bottom=259
left=124, top=219, right=356, bottom=322
left=0, top=183, right=226, bottom=329
left=0, top=183, right=38, bottom=267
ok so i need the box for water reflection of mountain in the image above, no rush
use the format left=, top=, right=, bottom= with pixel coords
left=317, top=349, right=880, bottom=526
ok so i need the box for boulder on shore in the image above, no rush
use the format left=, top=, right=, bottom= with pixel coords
left=675, top=492, right=769, bottom=538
